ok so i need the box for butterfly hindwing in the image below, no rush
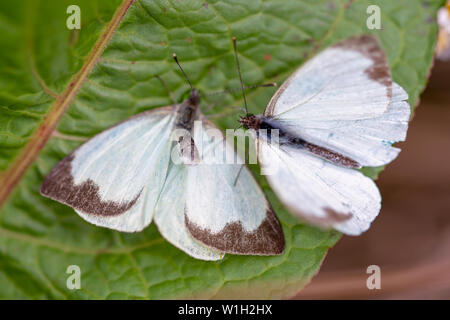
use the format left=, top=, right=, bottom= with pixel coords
left=258, top=139, right=381, bottom=235
left=184, top=120, right=285, bottom=255
left=153, top=162, right=224, bottom=260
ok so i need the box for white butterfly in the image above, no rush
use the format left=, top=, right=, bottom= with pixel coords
left=238, top=35, right=411, bottom=235
left=41, top=55, right=285, bottom=260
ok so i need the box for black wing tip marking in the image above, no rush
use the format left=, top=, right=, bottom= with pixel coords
left=40, top=154, right=141, bottom=217
left=333, top=34, right=392, bottom=100
left=184, top=207, right=285, bottom=256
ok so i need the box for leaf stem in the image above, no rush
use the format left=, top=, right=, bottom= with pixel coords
left=0, top=0, right=135, bottom=208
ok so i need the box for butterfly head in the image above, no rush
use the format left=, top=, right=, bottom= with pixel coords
left=188, top=89, right=200, bottom=106
left=239, top=114, right=260, bottom=130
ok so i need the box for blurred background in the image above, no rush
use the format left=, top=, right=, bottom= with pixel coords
left=296, top=58, right=450, bottom=299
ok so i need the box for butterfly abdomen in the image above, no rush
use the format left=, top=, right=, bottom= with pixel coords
left=257, top=116, right=306, bottom=147
left=173, top=90, right=201, bottom=164
left=302, top=142, right=361, bottom=169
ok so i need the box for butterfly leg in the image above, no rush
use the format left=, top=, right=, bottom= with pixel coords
left=233, top=133, right=251, bottom=186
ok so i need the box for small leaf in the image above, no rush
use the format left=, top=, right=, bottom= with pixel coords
left=0, top=0, right=444, bottom=299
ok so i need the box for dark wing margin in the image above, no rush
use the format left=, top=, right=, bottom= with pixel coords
left=333, top=34, right=392, bottom=100
left=40, top=107, right=174, bottom=217
left=185, top=206, right=285, bottom=255
left=40, top=154, right=142, bottom=216
left=265, top=34, right=392, bottom=117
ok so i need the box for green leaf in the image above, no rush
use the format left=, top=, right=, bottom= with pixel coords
left=0, top=0, right=443, bottom=299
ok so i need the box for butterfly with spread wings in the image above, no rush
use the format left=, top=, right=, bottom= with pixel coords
left=237, top=35, right=411, bottom=235
left=41, top=54, right=285, bottom=261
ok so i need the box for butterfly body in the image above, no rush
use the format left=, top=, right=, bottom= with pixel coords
left=173, top=90, right=201, bottom=164
left=174, top=89, right=200, bottom=131
left=240, top=114, right=361, bottom=169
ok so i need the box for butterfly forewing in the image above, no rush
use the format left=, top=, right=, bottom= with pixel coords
left=153, top=162, right=224, bottom=260
left=41, top=107, right=175, bottom=232
left=266, top=35, right=392, bottom=121
left=284, top=83, right=410, bottom=167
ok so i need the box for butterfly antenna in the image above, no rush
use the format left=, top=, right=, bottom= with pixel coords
left=155, top=75, right=177, bottom=105
left=173, top=53, right=194, bottom=91
left=232, top=37, right=249, bottom=115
